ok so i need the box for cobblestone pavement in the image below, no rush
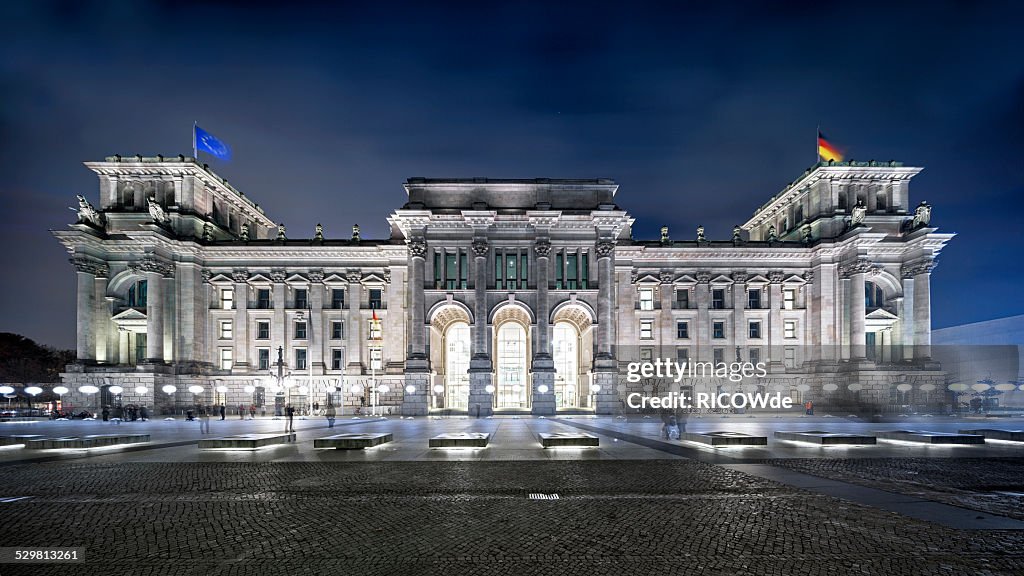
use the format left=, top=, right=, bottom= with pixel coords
left=767, top=457, right=1024, bottom=522
left=1, top=461, right=1023, bottom=575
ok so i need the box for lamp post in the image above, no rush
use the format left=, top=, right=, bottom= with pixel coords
left=296, top=311, right=314, bottom=415
left=270, top=346, right=292, bottom=417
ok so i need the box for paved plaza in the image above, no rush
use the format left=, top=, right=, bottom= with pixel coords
left=0, top=414, right=1023, bottom=575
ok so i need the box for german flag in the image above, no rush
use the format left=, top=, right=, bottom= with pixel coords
left=818, top=130, right=844, bottom=162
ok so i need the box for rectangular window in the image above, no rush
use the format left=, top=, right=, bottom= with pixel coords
left=580, top=253, right=589, bottom=289
left=748, top=321, right=761, bottom=339
left=566, top=253, right=578, bottom=289
left=369, top=319, right=382, bottom=340
left=459, top=252, right=468, bottom=289
left=128, top=280, right=148, bottom=307
left=370, top=347, right=383, bottom=370
left=640, top=320, right=654, bottom=340
left=295, top=348, right=307, bottom=370
left=784, top=320, right=797, bottom=339
left=219, top=320, right=232, bottom=340
left=256, top=321, right=270, bottom=340
left=639, top=347, right=653, bottom=363
left=676, top=321, right=689, bottom=339
left=331, top=349, right=343, bottom=370
left=712, top=289, right=726, bottom=309
left=783, top=289, right=796, bottom=310
left=520, top=253, right=528, bottom=290
left=639, top=288, right=654, bottom=311
left=331, top=289, right=345, bottom=309
left=220, top=288, right=234, bottom=310
left=257, top=288, right=271, bottom=309
left=676, top=289, right=689, bottom=309
left=784, top=347, right=796, bottom=368
left=220, top=348, right=233, bottom=370
left=749, top=348, right=760, bottom=365
left=555, top=253, right=564, bottom=289
left=294, top=288, right=308, bottom=309
left=331, top=321, right=343, bottom=340
left=445, top=253, right=458, bottom=290
left=506, top=253, right=518, bottom=290
left=495, top=253, right=503, bottom=286
left=368, top=289, right=382, bottom=309
left=676, top=348, right=689, bottom=364
left=713, top=348, right=724, bottom=364
left=713, top=321, right=725, bottom=339
left=257, top=348, right=270, bottom=371
left=747, top=289, right=762, bottom=309
left=434, top=252, right=442, bottom=289
left=295, top=321, right=307, bottom=339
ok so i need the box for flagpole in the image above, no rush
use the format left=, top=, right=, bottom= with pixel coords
left=192, top=121, right=198, bottom=159
left=816, top=124, right=820, bottom=163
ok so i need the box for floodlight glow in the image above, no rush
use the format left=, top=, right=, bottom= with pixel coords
left=243, top=385, right=255, bottom=393
left=0, top=386, right=15, bottom=394
left=298, top=386, right=309, bottom=394
left=484, top=384, right=495, bottom=394
left=590, top=384, right=601, bottom=393
left=215, top=385, right=228, bottom=393
left=53, top=386, right=69, bottom=395
left=352, top=384, right=364, bottom=394
left=109, top=385, right=124, bottom=394
left=896, top=384, right=913, bottom=392
left=378, top=385, right=390, bottom=394
left=433, top=384, right=444, bottom=394
left=25, top=386, right=43, bottom=396
left=537, top=384, right=549, bottom=394
left=162, top=385, right=177, bottom=395
left=822, top=383, right=839, bottom=392
left=405, top=385, right=416, bottom=394
left=79, top=385, right=99, bottom=394
left=188, top=385, right=204, bottom=394
left=135, top=386, right=148, bottom=394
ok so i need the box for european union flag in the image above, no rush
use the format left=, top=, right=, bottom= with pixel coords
left=194, top=124, right=232, bottom=160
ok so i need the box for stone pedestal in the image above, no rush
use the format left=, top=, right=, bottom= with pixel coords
left=531, top=356, right=556, bottom=416
left=402, top=365, right=430, bottom=416
left=593, top=359, right=620, bottom=415
left=468, top=357, right=493, bottom=417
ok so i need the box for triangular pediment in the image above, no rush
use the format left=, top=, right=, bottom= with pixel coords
left=635, top=273, right=662, bottom=285
left=112, top=308, right=147, bottom=321
left=865, top=308, right=898, bottom=320
left=285, top=273, right=308, bottom=284
left=745, top=274, right=770, bottom=285
left=783, top=274, right=807, bottom=285
left=709, top=274, right=734, bottom=285
left=247, top=273, right=273, bottom=285
left=323, top=273, right=348, bottom=285
left=673, top=274, right=698, bottom=285
left=207, top=273, right=234, bottom=285
left=361, top=272, right=387, bottom=285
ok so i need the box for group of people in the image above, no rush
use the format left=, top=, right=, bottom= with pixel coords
left=99, top=404, right=149, bottom=422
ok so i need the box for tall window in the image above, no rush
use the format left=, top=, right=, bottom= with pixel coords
left=127, top=280, right=148, bottom=307
left=747, top=289, right=762, bottom=309
left=434, top=252, right=442, bottom=289
left=220, top=288, right=233, bottom=310
left=784, top=347, right=796, bottom=368
left=784, top=320, right=797, bottom=339
left=676, top=347, right=689, bottom=364
left=219, top=320, right=233, bottom=340
left=565, top=253, right=578, bottom=289
left=256, top=321, right=270, bottom=340
left=220, top=348, right=233, bottom=370
left=331, top=288, right=345, bottom=309
left=496, top=323, right=528, bottom=408
left=865, top=281, right=885, bottom=310
left=553, top=323, right=579, bottom=408
left=295, top=348, right=307, bottom=370
left=368, top=318, right=382, bottom=340
left=495, top=250, right=528, bottom=290
left=713, top=348, right=724, bottom=364
left=369, top=347, right=382, bottom=371
left=640, top=320, right=653, bottom=340
left=712, top=289, right=726, bottom=309
left=257, top=348, right=270, bottom=371
left=749, top=348, right=760, bottom=365
left=748, top=321, right=761, bottom=339
left=676, top=321, right=689, bottom=339
left=368, top=289, right=382, bottom=309
left=639, top=288, right=655, bottom=311
left=256, top=288, right=271, bottom=309
left=640, top=347, right=653, bottom=363
left=445, top=253, right=458, bottom=290
left=331, top=321, right=343, bottom=340
left=294, top=321, right=307, bottom=339
left=713, top=321, right=725, bottom=339
left=554, top=250, right=588, bottom=289
left=331, top=349, right=343, bottom=370
left=783, top=289, right=796, bottom=310
left=294, top=288, right=308, bottom=309
left=676, top=289, right=689, bottom=309
left=444, top=323, right=471, bottom=410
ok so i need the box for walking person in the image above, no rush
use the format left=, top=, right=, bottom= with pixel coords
left=198, top=405, right=210, bottom=434
left=325, top=403, right=336, bottom=428
left=285, top=403, right=295, bottom=434
left=249, top=405, right=256, bottom=420
left=140, top=405, right=148, bottom=421
left=219, top=404, right=226, bottom=420
left=239, top=404, right=246, bottom=420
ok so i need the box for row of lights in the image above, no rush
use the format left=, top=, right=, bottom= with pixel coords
left=0, top=383, right=606, bottom=397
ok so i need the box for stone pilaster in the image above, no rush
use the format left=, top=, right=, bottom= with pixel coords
left=768, top=271, right=784, bottom=369
left=695, top=271, right=711, bottom=362
left=70, top=256, right=102, bottom=362
left=532, top=239, right=555, bottom=415
left=345, top=270, right=363, bottom=373
left=232, top=270, right=249, bottom=369
left=139, top=257, right=172, bottom=363
left=308, top=270, right=324, bottom=375
left=271, top=269, right=287, bottom=371
left=905, top=259, right=934, bottom=361
left=732, top=271, right=748, bottom=358
left=403, top=239, right=429, bottom=416
left=468, top=238, right=493, bottom=416
left=594, top=240, right=618, bottom=414
left=840, top=258, right=876, bottom=362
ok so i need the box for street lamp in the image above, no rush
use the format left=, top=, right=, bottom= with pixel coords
left=269, top=346, right=293, bottom=417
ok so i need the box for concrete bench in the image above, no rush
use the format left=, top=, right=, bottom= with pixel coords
left=0, top=435, right=43, bottom=446
left=959, top=429, right=1024, bottom=442
left=877, top=430, right=984, bottom=444
left=774, top=430, right=877, bottom=445
left=25, top=434, right=150, bottom=449
left=429, top=432, right=490, bottom=448
left=314, top=433, right=393, bottom=450
left=538, top=432, right=599, bottom=448
left=198, top=433, right=296, bottom=449
left=682, top=431, right=767, bottom=446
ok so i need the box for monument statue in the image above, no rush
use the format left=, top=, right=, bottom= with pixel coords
left=147, top=197, right=169, bottom=225
left=913, top=201, right=932, bottom=228
left=71, top=195, right=103, bottom=227
left=851, top=200, right=867, bottom=226
left=696, top=225, right=706, bottom=242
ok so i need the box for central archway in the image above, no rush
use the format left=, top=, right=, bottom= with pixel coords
left=496, top=322, right=528, bottom=409
left=429, top=301, right=473, bottom=410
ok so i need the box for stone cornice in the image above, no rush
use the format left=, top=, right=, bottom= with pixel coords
left=69, top=255, right=109, bottom=277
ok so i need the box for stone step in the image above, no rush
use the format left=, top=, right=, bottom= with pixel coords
left=958, top=429, right=1024, bottom=442
left=682, top=431, right=767, bottom=446
left=0, top=435, right=44, bottom=446
left=25, top=434, right=150, bottom=449
left=198, top=433, right=296, bottom=449
left=429, top=432, right=490, bottom=448
left=314, top=433, right=393, bottom=450
left=538, top=432, right=599, bottom=448
left=877, top=430, right=985, bottom=444
left=774, top=430, right=877, bottom=445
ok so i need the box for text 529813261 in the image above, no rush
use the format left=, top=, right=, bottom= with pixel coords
left=0, top=548, right=85, bottom=563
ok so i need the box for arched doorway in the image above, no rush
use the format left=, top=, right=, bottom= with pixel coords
left=444, top=322, right=471, bottom=409
left=496, top=323, right=528, bottom=409
left=553, top=322, right=579, bottom=408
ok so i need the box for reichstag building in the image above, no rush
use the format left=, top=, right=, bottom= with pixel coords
left=53, top=155, right=952, bottom=415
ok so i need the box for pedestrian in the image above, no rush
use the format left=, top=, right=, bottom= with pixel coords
left=198, top=405, right=210, bottom=434
left=101, top=406, right=110, bottom=422
left=663, top=414, right=680, bottom=440
left=804, top=400, right=814, bottom=416
left=285, top=403, right=295, bottom=434
left=140, top=405, right=148, bottom=421
left=219, top=404, right=226, bottom=420
left=238, top=404, right=245, bottom=420
left=325, top=403, right=336, bottom=428
left=249, top=405, right=256, bottom=420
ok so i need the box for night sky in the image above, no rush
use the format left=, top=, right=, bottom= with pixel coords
left=1, top=1, right=1022, bottom=350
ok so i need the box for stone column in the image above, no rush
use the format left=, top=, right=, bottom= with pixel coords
left=403, top=239, right=429, bottom=415
left=345, top=271, right=363, bottom=373
left=594, top=240, right=618, bottom=414
left=842, top=259, right=874, bottom=362
left=271, top=269, right=287, bottom=370
left=659, top=272, right=674, bottom=360
left=93, top=276, right=109, bottom=363
left=232, top=271, right=249, bottom=370
left=468, top=238, right=493, bottom=415
left=531, top=240, right=555, bottom=415
left=732, top=272, right=748, bottom=359
left=308, top=270, right=324, bottom=375
left=71, top=257, right=98, bottom=363
left=142, top=260, right=168, bottom=363
left=908, top=260, right=934, bottom=361
left=900, top=276, right=915, bottom=361
left=695, top=272, right=711, bottom=362
left=768, top=272, right=784, bottom=369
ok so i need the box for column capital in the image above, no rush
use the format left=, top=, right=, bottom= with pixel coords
left=345, top=270, right=362, bottom=284
left=902, top=258, right=935, bottom=278
left=595, top=240, right=615, bottom=258
left=269, top=269, right=287, bottom=283
left=731, top=271, right=749, bottom=284
left=696, top=271, right=712, bottom=284
left=69, top=256, right=108, bottom=277
left=839, top=258, right=878, bottom=279
left=231, top=269, right=250, bottom=284
left=768, top=270, right=785, bottom=284
left=534, top=239, right=552, bottom=257
left=407, top=238, right=427, bottom=259
left=136, top=256, right=173, bottom=278
left=307, top=269, right=324, bottom=283
left=659, top=271, right=674, bottom=284
left=471, top=238, right=489, bottom=257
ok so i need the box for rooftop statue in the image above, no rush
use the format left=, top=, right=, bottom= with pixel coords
left=71, top=195, right=103, bottom=228
left=147, top=196, right=170, bottom=225
left=913, top=201, right=932, bottom=228
left=767, top=224, right=778, bottom=243
left=696, top=225, right=706, bottom=243
left=240, top=223, right=250, bottom=241
left=851, top=200, right=867, bottom=226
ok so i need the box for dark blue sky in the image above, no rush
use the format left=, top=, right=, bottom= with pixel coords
left=1, top=1, right=1022, bottom=349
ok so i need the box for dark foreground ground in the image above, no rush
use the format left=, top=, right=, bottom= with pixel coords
left=1, top=460, right=1023, bottom=576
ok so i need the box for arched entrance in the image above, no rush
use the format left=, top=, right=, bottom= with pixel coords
left=550, top=301, right=595, bottom=409
left=429, top=302, right=474, bottom=410
left=496, top=322, right=528, bottom=409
